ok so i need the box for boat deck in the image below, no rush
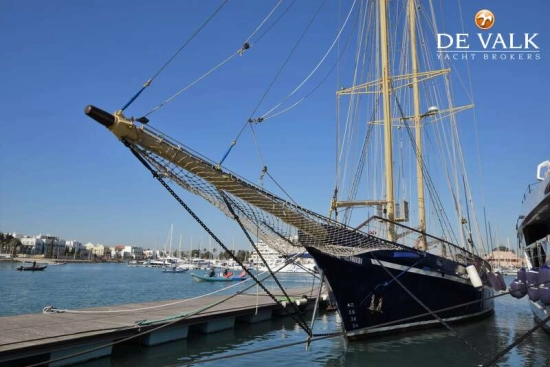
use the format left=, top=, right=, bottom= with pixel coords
left=0, top=286, right=326, bottom=366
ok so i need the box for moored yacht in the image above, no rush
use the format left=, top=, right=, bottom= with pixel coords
left=250, top=241, right=316, bottom=274
left=510, top=160, right=550, bottom=333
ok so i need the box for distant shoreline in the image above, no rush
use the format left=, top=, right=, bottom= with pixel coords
left=0, top=258, right=125, bottom=264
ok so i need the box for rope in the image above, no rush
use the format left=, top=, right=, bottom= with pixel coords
left=42, top=269, right=251, bottom=314
left=261, top=7, right=361, bottom=123
left=142, top=50, right=242, bottom=118
left=481, top=313, right=550, bottom=367
left=28, top=276, right=548, bottom=367
left=391, top=93, right=459, bottom=245
left=252, top=0, right=297, bottom=45
left=141, top=0, right=285, bottom=119
left=243, top=0, right=284, bottom=45
left=124, top=140, right=312, bottom=335
left=218, top=0, right=324, bottom=167
left=265, top=170, right=298, bottom=205
left=260, top=0, right=358, bottom=120
left=30, top=254, right=324, bottom=366
left=121, top=0, right=229, bottom=111
left=247, top=0, right=325, bottom=123
left=166, top=333, right=343, bottom=367
left=27, top=288, right=258, bottom=367
left=369, top=252, right=491, bottom=362
left=220, top=192, right=312, bottom=334
left=358, top=258, right=422, bottom=306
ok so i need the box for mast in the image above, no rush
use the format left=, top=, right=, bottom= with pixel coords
left=408, top=0, right=426, bottom=239
left=379, top=0, right=396, bottom=240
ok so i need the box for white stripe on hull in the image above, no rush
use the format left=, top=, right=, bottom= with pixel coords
left=370, top=259, right=472, bottom=286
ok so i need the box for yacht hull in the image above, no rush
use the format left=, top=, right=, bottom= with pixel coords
left=306, top=246, right=494, bottom=340
left=529, top=300, right=550, bottom=334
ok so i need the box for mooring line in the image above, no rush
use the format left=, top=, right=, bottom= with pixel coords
left=166, top=333, right=343, bottom=367
left=122, top=140, right=317, bottom=336
left=369, top=252, right=492, bottom=362
left=26, top=270, right=323, bottom=367
left=481, top=313, right=550, bottom=366
left=23, top=276, right=549, bottom=366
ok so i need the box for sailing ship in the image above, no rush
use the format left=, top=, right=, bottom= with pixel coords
left=85, top=0, right=497, bottom=339
left=510, top=160, right=550, bottom=333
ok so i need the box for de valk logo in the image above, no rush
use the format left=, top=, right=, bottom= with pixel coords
left=475, top=10, right=494, bottom=30
left=437, top=9, right=540, bottom=61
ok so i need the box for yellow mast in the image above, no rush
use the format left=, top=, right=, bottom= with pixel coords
left=408, top=0, right=426, bottom=242
left=379, top=0, right=396, bottom=241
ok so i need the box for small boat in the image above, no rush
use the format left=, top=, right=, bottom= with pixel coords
left=17, top=264, right=48, bottom=271
left=191, top=273, right=247, bottom=282
left=162, top=267, right=188, bottom=273
left=49, top=262, right=67, bottom=266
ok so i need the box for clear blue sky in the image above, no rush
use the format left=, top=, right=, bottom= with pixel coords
left=0, top=0, right=548, bottom=252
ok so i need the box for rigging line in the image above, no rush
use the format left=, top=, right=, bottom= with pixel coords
left=266, top=171, right=298, bottom=205
left=121, top=0, right=230, bottom=112
left=369, top=252, right=491, bottom=362
left=252, top=0, right=297, bottom=44
left=343, top=112, right=377, bottom=225
left=425, top=114, right=460, bottom=243
left=125, top=140, right=313, bottom=334
left=391, top=92, right=458, bottom=245
left=456, top=0, right=485, bottom=211
left=260, top=0, right=358, bottom=119
left=218, top=0, right=325, bottom=167
left=424, top=0, right=474, bottom=248
left=263, top=2, right=361, bottom=122
left=151, top=0, right=229, bottom=83
left=358, top=258, right=422, bottom=307
left=338, top=0, right=371, bottom=213
left=248, top=0, right=325, bottom=121
left=141, top=0, right=285, bottom=119
left=358, top=278, right=549, bottom=331
left=142, top=50, right=241, bottom=118
left=248, top=123, right=266, bottom=169
left=243, top=0, right=285, bottom=45
left=220, top=192, right=312, bottom=334
left=482, top=313, right=550, bottom=367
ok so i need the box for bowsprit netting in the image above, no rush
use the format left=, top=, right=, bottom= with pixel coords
left=126, top=126, right=402, bottom=258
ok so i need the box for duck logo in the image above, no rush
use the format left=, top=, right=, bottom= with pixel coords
left=475, top=10, right=494, bottom=30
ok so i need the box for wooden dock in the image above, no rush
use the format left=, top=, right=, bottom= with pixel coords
left=0, top=286, right=328, bottom=366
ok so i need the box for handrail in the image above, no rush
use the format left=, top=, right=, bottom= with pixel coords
left=522, top=181, right=541, bottom=204
left=356, top=215, right=491, bottom=269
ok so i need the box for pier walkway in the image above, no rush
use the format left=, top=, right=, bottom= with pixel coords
left=0, top=286, right=328, bottom=366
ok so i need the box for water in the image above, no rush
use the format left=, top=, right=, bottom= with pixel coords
left=1, top=262, right=550, bottom=366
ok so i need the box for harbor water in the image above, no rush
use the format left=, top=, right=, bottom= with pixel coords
left=1, top=262, right=549, bottom=366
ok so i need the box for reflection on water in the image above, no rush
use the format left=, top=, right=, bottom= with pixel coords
left=2, top=264, right=550, bottom=366
left=108, top=299, right=550, bottom=367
